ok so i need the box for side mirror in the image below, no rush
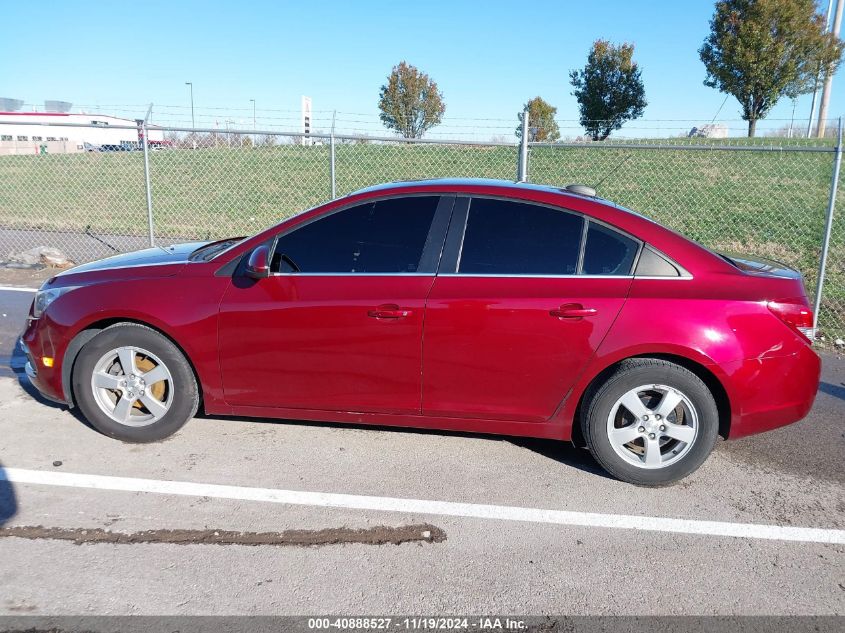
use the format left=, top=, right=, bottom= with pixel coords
left=246, top=245, right=270, bottom=279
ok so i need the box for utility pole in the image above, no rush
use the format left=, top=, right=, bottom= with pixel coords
left=789, top=98, right=797, bottom=138
left=807, top=0, right=835, bottom=137
left=818, top=0, right=843, bottom=138
left=185, top=81, right=196, bottom=149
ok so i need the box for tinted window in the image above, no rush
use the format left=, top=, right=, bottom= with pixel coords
left=458, top=198, right=583, bottom=275
left=581, top=222, right=639, bottom=275
left=271, top=196, right=439, bottom=273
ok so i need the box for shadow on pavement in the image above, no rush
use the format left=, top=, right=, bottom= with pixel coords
left=818, top=381, right=845, bottom=401
left=6, top=340, right=65, bottom=411
left=0, top=462, right=18, bottom=526
left=196, top=411, right=613, bottom=480
left=507, top=436, right=613, bottom=480
left=6, top=339, right=98, bottom=437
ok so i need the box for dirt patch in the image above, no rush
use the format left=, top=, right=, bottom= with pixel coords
left=0, top=523, right=446, bottom=547
left=0, top=266, right=54, bottom=287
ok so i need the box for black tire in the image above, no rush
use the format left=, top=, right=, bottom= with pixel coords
left=72, top=323, right=199, bottom=443
left=582, top=358, right=719, bottom=486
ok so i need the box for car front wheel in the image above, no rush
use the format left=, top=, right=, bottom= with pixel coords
left=583, top=358, right=719, bottom=486
left=72, top=323, right=199, bottom=442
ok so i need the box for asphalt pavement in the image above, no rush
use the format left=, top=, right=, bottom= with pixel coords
left=0, top=285, right=843, bottom=616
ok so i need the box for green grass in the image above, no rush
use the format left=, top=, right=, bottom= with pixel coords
left=0, top=141, right=842, bottom=340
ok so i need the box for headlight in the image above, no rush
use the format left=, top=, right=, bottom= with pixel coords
left=32, top=286, right=80, bottom=319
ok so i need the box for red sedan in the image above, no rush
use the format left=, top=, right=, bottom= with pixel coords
left=21, top=179, right=820, bottom=485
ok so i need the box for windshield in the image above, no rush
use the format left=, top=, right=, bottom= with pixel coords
left=189, top=237, right=247, bottom=262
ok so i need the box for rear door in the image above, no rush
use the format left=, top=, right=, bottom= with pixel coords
left=422, top=196, right=637, bottom=422
left=219, top=195, right=453, bottom=414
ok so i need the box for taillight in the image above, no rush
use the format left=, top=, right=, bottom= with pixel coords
left=767, top=299, right=814, bottom=342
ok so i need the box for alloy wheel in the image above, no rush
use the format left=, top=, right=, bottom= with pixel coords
left=605, top=384, right=699, bottom=469
left=90, top=346, right=174, bottom=427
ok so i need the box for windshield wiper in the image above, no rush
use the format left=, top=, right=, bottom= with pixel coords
left=190, top=238, right=243, bottom=262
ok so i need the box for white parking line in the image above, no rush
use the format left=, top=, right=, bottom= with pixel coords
left=0, top=286, right=37, bottom=293
left=3, top=467, right=844, bottom=545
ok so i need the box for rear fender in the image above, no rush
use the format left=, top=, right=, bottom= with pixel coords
left=553, top=342, right=735, bottom=442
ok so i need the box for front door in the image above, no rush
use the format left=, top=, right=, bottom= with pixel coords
left=219, top=195, right=452, bottom=414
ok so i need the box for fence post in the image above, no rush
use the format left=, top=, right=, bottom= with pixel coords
left=813, top=116, right=842, bottom=334
left=517, top=108, right=529, bottom=182
left=330, top=110, right=337, bottom=199
left=142, top=104, right=155, bottom=247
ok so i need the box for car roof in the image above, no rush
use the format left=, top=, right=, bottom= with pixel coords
left=230, top=178, right=732, bottom=278
left=343, top=178, right=731, bottom=275
left=351, top=178, right=612, bottom=203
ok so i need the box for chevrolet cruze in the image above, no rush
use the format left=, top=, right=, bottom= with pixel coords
left=20, top=179, right=821, bottom=485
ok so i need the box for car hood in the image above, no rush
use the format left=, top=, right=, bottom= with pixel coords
left=57, top=241, right=209, bottom=277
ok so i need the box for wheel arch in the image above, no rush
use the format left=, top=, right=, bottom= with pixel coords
left=569, top=352, right=732, bottom=447
left=62, top=318, right=204, bottom=410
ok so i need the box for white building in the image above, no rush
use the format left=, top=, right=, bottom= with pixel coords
left=687, top=123, right=729, bottom=139
left=0, top=112, right=165, bottom=155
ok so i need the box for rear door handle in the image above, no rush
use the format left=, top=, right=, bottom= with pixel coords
left=550, top=304, right=598, bottom=319
left=368, top=304, right=412, bottom=319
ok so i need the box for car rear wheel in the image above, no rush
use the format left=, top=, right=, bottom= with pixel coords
left=72, top=323, right=199, bottom=442
left=583, top=358, right=719, bottom=486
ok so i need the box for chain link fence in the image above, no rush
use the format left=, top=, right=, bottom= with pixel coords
left=144, top=130, right=518, bottom=243
left=528, top=141, right=844, bottom=341
left=0, top=120, right=842, bottom=343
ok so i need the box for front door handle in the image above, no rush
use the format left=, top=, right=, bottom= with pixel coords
left=368, top=304, right=412, bottom=319
left=550, top=303, right=598, bottom=319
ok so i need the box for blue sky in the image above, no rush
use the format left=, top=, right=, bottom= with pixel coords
left=2, top=0, right=842, bottom=138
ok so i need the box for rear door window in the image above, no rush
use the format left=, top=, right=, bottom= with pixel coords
left=581, top=222, right=639, bottom=275
left=458, top=198, right=583, bottom=275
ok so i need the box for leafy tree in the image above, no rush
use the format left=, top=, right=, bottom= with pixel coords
left=378, top=61, right=446, bottom=138
left=569, top=40, right=647, bottom=141
left=515, top=96, right=561, bottom=142
left=700, top=0, right=843, bottom=137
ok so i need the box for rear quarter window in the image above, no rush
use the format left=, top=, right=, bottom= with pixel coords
left=634, top=246, right=682, bottom=277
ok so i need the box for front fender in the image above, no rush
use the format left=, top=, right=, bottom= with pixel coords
left=45, top=276, right=231, bottom=410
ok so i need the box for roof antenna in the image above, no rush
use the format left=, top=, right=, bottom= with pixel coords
left=564, top=184, right=597, bottom=197
left=592, top=152, right=634, bottom=191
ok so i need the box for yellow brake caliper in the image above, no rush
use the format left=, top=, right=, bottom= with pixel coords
left=133, top=355, right=166, bottom=409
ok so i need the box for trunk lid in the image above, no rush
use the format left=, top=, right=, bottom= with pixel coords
left=719, top=252, right=803, bottom=280
left=719, top=252, right=815, bottom=342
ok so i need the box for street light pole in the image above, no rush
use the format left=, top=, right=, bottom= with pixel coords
left=185, top=81, right=196, bottom=149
